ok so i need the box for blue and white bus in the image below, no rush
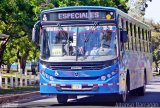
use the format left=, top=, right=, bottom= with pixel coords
left=32, top=6, right=152, bottom=103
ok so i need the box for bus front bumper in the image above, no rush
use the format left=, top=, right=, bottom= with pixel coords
left=40, top=83, right=119, bottom=95
left=39, top=74, right=119, bottom=94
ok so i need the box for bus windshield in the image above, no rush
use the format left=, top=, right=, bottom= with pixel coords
left=41, top=25, right=117, bottom=62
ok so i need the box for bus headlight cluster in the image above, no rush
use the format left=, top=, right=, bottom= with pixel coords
left=41, top=70, right=54, bottom=81
left=101, top=68, right=118, bottom=81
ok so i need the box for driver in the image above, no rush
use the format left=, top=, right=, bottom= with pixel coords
left=55, top=31, right=74, bottom=56
left=100, top=32, right=111, bottom=48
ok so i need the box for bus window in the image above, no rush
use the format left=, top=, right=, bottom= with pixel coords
left=123, top=20, right=129, bottom=50
left=136, top=26, right=139, bottom=51
left=133, top=25, right=137, bottom=51
left=144, top=30, right=147, bottom=52
left=130, top=23, right=133, bottom=50
left=142, top=29, right=145, bottom=52
left=145, top=30, right=148, bottom=52
left=139, top=27, right=143, bottom=51
left=126, top=21, right=129, bottom=50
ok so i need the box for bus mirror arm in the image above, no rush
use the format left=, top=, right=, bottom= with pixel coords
left=120, top=30, right=128, bottom=43
left=32, top=21, right=40, bottom=45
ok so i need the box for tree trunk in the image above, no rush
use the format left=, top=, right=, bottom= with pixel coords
left=6, top=64, right=11, bottom=73
left=155, top=61, right=159, bottom=72
left=17, top=49, right=29, bottom=74
left=0, top=38, right=10, bottom=67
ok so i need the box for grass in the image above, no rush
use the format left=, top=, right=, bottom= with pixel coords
left=0, top=86, right=39, bottom=94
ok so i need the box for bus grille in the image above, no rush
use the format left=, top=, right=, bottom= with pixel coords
left=49, top=65, right=105, bottom=70
left=49, top=63, right=111, bottom=71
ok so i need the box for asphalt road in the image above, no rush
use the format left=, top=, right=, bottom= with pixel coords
left=6, top=75, right=160, bottom=108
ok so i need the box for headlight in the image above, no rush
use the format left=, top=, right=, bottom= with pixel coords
left=42, top=71, right=45, bottom=76
left=107, top=74, right=111, bottom=78
left=42, top=65, right=47, bottom=69
left=112, top=72, right=115, bottom=75
left=49, top=76, right=54, bottom=81
left=45, top=74, right=49, bottom=79
left=41, top=70, right=54, bottom=81
left=101, top=76, right=106, bottom=81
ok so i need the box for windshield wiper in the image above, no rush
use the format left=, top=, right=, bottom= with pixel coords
left=83, top=22, right=99, bottom=55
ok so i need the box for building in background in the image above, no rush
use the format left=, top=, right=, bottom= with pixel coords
left=127, top=0, right=152, bottom=21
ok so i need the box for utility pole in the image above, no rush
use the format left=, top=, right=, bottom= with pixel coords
left=127, top=0, right=152, bottom=21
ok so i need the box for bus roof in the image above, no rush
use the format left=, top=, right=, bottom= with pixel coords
left=41, top=6, right=117, bottom=13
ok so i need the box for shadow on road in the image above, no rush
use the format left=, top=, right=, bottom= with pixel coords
left=50, top=92, right=160, bottom=107
left=17, top=91, right=160, bottom=108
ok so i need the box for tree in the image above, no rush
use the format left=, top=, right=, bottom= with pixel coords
left=0, top=0, right=129, bottom=73
left=145, top=20, right=160, bottom=70
left=0, top=0, right=39, bottom=73
left=13, top=36, right=39, bottom=74
left=3, top=39, right=17, bottom=73
left=31, top=0, right=129, bottom=19
left=152, top=32, right=160, bottom=70
left=0, top=36, right=9, bottom=67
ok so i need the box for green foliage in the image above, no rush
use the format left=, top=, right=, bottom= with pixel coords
left=145, top=20, right=160, bottom=67
left=3, top=39, right=17, bottom=65
left=152, top=32, right=160, bottom=66
left=0, top=0, right=128, bottom=71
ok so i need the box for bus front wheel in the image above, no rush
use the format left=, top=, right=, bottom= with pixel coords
left=57, top=94, right=68, bottom=104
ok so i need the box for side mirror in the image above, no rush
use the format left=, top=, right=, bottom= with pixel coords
left=32, top=21, right=40, bottom=45
left=120, top=30, right=128, bottom=43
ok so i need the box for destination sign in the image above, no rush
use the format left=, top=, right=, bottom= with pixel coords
left=42, top=10, right=115, bottom=21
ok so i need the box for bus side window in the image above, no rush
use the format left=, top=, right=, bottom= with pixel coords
left=126, top=21, right=129, bottom=50
left=130, top=23, right=133, bottom=51
left=120, top=18, right=124, bottom=51
left=123, top=20, right=129, bottom=50
left=144, top=30, right=146, bottom=52
left=136, top=26, right=139, bottom=51
left=138, top=27, right=141, bottom=51
left=133, top=25, right=137, bottom=51
left=146, top=30, right=148, bottom=52
left=141, top=29, right=144, bottom=52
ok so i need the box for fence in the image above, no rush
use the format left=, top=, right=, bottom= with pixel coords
left=0, top=72, right=39, bottom=89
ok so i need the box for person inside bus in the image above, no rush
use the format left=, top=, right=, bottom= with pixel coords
left=100, top=32, right=111, bottom=48
left=55, top=31, right=73, bottom=56
left=97, top=31, right=113, bottom=55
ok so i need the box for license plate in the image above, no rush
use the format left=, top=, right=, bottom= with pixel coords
left=72, top=84, right=82, bottom=90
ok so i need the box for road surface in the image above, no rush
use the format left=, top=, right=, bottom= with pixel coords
left=4, top=75, right=160, bottom=108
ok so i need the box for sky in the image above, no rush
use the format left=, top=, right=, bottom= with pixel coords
left=144, top=0, right=160, bottom=23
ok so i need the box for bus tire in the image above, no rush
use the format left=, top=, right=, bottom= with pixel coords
left=57, top=94, right=68, bottom=104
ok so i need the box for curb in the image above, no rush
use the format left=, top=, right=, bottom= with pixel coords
left=0, top=91, right=40, bottom=104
